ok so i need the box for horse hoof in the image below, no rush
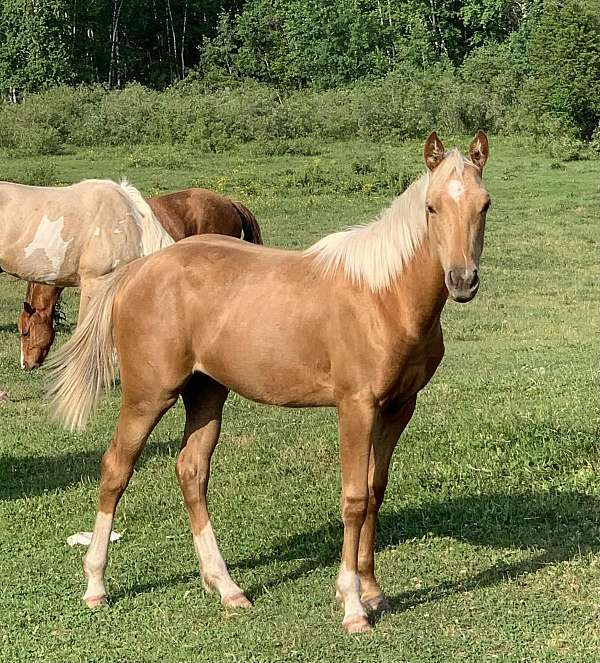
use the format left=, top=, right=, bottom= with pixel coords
left=362, top=594, right=390, bottom=613
left=343, top=615, right=372, bottom=634
left=84, top=595, right=108, bottom=609
left=222, top=592, right=253, bottom=609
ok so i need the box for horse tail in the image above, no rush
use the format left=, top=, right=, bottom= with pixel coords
left=231, top=201, right=263, bottom=245
left=46, top=269, right=127, bottom=432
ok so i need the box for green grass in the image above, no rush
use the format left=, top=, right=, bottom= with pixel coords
left=0, top=137, right=597, bottom=662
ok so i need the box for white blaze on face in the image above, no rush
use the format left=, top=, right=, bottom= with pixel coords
left=24, top=215, right=73, bottom=279
left=20, top=344, right=25, bottom=369
left=448, top=179, right=465, bottom=201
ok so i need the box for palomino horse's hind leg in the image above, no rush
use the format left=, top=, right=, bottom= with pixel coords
left=83, top=395, right=176, bottom=607
left=358, top=396, right=417, bottom=613
left=335, top=397, right=378, bottom=633
left=176, top=374, right=251, bottom=609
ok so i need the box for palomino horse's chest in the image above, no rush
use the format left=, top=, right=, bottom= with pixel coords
left=376, top=329, right=445, bottom=406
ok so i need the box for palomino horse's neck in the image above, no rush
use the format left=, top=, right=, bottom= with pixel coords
left=306, top=174, right=429, bottom=292
left=385, top=234, right=448, bottom=335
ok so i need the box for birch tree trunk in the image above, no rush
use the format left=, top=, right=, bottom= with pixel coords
left=108, top=0, right=124, bottom=89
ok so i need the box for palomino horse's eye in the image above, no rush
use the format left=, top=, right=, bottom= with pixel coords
left=426, top=203, right=436, bottom=215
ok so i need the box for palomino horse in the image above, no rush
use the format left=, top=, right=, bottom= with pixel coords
left=48, top=132, right=490, bottom=633
left=18, top=189, right=261, bottom=370
left=0, top=179, right=173, bottom=327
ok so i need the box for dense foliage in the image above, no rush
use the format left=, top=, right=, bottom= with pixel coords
left=0, top=0, right=597, bottom=143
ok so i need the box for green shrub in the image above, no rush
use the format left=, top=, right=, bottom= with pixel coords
left=251, top=137, right=322, bottom=156
left=590, top=123, right=600, bottom=156
left=526, top=0, right=600, bottom=140
left=18, top=161, right=59, bottom=186
left=0, top=57, right=594, bottom=157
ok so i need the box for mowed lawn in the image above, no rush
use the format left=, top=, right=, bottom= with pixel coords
left=0, top=138, right=597, bottom=663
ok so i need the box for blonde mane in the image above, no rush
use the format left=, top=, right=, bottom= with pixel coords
left=306, top=149, right=470, bottom=291
left=118, top=179, right=174, bottom=255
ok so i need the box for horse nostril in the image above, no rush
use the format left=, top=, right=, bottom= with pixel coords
left=448, top=269, right=459, bottom=287
left=468, top=269, right=479, bottom=288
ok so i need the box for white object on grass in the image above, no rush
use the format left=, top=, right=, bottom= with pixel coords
left=67, top=531, right=122, bottom=547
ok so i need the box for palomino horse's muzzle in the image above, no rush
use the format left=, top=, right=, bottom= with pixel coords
left=446, top=267, right=480, bottom=303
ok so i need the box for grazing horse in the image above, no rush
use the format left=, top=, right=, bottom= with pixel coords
left=48, top=132, right=490, bottom=633
left=0, top=179, right=173, bottom=327
left=18, top=188, right=261, bottom=369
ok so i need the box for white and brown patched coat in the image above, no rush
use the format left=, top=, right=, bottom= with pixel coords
left=0, top=178, right=173, bottom=322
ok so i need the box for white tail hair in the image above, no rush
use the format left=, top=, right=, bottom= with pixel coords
left=119, top=179, right=174, bottom=255
left=46, top=269, right=126, bottom=431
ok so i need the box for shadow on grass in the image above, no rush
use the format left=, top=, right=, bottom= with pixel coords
left=110, top=489, right=599, bottom=612
left=239, top=490, right=599, bottom=609
left=0, top=437, right=178, bottom=500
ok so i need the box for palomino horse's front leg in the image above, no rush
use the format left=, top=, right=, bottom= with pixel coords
left=358, top=396, right=417, bottom=613
left=176, top=376, right=251, bottom=609
left=336, top=398, right=378, bottom=633
left=83, top=397, right=175, bottom=607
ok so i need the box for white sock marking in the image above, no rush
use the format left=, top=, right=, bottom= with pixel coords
left=337, top=566, right=368, bottom=623
left=193, top=522, right=242, bottom=600
left=83, top=512, right=114, bottom=601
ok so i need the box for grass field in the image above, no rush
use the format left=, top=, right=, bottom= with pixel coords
left=0, top=137, right=597, bottom=663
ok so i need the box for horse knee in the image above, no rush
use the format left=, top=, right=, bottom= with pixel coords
left=176, top=454, right=208, bottom=491
left=342, top=493, right=369, bottom=526
left=99, top=449, right=132, bottom=503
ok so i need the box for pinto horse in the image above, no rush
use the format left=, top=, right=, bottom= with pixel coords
left=18, top=188, right=261, bottom=370
left=0, top=179, right=173, bottom=329
left=48, top=132, right=490, bottom=633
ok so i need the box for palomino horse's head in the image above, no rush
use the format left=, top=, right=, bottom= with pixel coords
left=424, top=131, right=490, bottom=303
left=18, top=301, right=55, bottom=370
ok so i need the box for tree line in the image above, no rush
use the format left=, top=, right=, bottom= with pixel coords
left=0, top=0, right=597, bottom=140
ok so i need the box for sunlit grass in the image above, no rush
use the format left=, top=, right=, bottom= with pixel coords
left=0, top=137, right=597, bottom=662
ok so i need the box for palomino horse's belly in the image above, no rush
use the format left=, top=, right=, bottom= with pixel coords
left=193, top=357, right=336, bottom=408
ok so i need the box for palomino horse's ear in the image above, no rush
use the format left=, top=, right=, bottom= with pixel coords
left=469, top=130, right=489, bottom=172
left=23, top=301, right=35, bottom=315
left=424, top=131, right=445, bottom=171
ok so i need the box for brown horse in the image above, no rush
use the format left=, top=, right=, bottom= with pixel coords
left=48, top=132, right=490, bottom=633
left=18, top=189, right=261, bottom=370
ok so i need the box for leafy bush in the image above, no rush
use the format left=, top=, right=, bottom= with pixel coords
left=0, top=42, right=595, bottom=157
left=525, top=0, right=600, bottom=140
left=18, top=161, right=59, bottom=186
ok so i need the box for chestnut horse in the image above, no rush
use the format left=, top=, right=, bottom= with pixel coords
left=0, top=179, right=174, bottom=326
left=18, top=189, right=261, bottom=369
left=48, top=133, right=490, bottom=633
